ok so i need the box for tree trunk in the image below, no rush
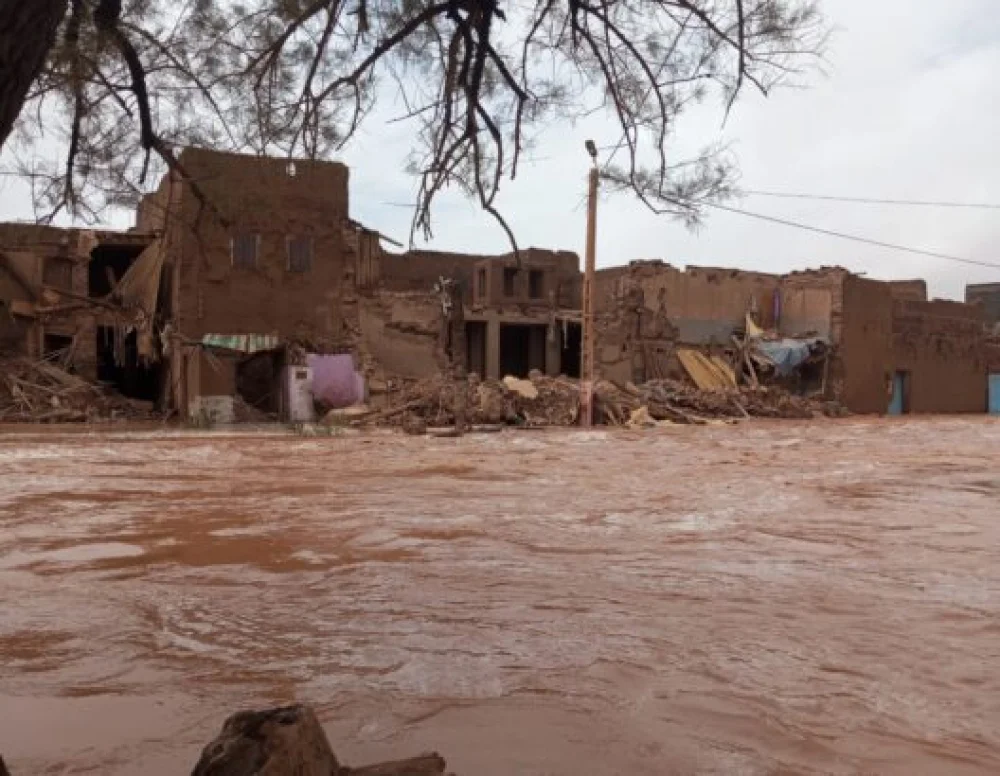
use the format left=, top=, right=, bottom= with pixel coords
left=0, top=0, right=68, bottom=150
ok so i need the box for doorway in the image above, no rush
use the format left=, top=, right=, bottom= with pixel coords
left=888, top=370, right=910, bottom=415
left=499, top=323, right=546, bottom=378
left=236, top=351, right=282, bottom=415
left=989, top=373, right=1000, bottom=415
left=560, top=321, right=581, bottom=378
left=466, top=321, right=487, bottom=379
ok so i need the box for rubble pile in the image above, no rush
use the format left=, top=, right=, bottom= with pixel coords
left=359, top=371, right=845, bottom=430
left=596, top=379, right=847, bottom=424
left=0, top=356, right=156, bottom=423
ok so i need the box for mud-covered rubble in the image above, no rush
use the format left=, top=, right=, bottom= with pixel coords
left=353, top=371, right=846, bottom=430
left=0, top=356, right=157, bottom=423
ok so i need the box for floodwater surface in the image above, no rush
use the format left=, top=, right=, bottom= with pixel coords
left=1, top=419, right=999, bottom=774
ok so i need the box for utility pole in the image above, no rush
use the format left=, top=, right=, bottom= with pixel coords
left=580, top=140, right=599, bottom=427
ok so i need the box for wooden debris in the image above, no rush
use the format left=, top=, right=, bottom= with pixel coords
left=358, top=371, right=846, bottom=431
left=0, top=355, right=156, bottom=423
left=348, top=753, right=449, bottom=775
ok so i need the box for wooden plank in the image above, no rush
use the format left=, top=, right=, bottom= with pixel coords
left=8, top=299, right=38, bottom=318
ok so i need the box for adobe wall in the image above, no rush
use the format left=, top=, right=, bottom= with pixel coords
left=380, top=247, right=580, bottom=308
left=779, top=268, right=850, bottom=343
left=838, top=275, right=892, bottom=413
left=888, top=279, right=928, bottom=302
left=358, top=292, right=441, bottom=379
left=595, top=261, right=781, bottom=345
left=966, top=283, right=1000, bottom=328
left=986, top=337, right=1000, bottom=373
left=168, top=148, right=350, bottom=343
left=890, top=299, right=986, bottom=413
left=472, top=250, right=580, bottom=310
left=380, top=250, right=481, bottom=293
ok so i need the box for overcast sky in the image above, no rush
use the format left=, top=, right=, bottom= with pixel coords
left=2, top=0, right=998, bottom=300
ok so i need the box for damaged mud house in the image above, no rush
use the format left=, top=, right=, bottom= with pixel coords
left=2, top=147, right=999, bottom=423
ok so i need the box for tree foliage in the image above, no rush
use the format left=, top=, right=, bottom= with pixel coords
left=4, top=0, right=825, bottom=243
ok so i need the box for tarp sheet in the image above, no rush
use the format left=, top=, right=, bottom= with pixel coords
left=754, top=338, right=824, bottom=376
left=201, top=334, right=280, bottom=354
left=307, top=353, right=365, bottom=408
left=114, top=239, right=164, bottom=316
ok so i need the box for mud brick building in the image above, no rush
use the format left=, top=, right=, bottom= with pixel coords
left=593, top=262, right=992, bottom=414
left=1, top=146, right=997, bottom=418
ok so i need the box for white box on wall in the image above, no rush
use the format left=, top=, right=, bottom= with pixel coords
left=282, top=365, right=315, bottom=422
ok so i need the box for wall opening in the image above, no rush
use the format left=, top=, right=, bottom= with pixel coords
left=43, top=333, right=73, bottom=360
left=499, top=323, right=546, bottom=378
left=503, top=267, right=517, bottom=297
left=286, top=235, right=313, bottom=272
left=96, top=325, right=162, bottom=402
left=231, top=233, right=260, bottom=269
left=476, top=268, right=487, bottom=301
left=888, top=370, right=911, bottom=416
left=560, top=321, right=581, bottom=378
left=89, top=243, right=145, bottom=298
left=529, top=270, right=544, bottom=299
left=236, top=351, right=282, bottom=414
left=466, top=321, right=487, bottom=379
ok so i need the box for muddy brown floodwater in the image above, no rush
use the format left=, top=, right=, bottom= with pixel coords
left=1, top=419, right=999, bottom=775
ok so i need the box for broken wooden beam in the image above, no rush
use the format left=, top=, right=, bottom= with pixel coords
left=347, top=753, right=449, bottom=775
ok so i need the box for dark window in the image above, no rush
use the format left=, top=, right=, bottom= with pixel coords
left=477, top=268, right=487, bottom=299
left=529, top=270, right=544, bottom=299
left=503, top=267, right=517, bottom=297
left=287, top=235, right=313, bottom=272
left=232, top=233, right=259, bottom=268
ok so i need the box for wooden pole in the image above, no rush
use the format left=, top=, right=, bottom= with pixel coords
left=580, top=164, right=599, bottom=426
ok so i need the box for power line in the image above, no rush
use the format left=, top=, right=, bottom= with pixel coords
left=704, top=201, right=1000, bottom=270
left=744, top=189, right=1000, bottom=210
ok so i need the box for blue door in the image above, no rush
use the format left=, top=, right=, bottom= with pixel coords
left=989, top=374, right=1000, bottom=415
left=888, top=372, right=908, bottom=416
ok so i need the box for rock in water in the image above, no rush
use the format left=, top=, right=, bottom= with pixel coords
left=191, top=705, right=339, bottom=776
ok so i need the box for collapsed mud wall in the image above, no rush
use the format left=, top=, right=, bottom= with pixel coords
left=595, top=261, right=781, bottom=345
left=0, top=224, right=98, bottom=372
left=891, top=299, right=986, bottom=413
left=358, top=292, right=441, bottom=380
left=779, top=267, right=850, bottom=342
left=358, top=247, right=581, bottom=383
